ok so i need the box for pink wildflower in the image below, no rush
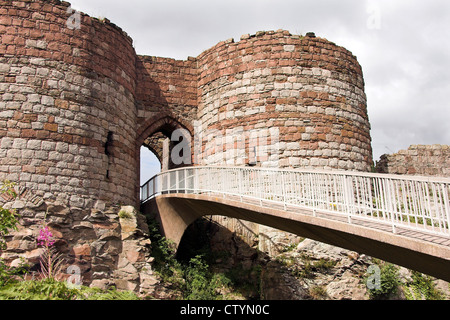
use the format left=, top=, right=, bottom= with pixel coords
left=37, top=226, right=55, bottom=247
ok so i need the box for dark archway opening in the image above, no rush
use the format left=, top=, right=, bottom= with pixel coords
left=137, top=115, right=194, bottom=203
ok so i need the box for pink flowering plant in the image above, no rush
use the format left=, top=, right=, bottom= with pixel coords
left=37, top=226, right=55, bottom=247
left=36, top=220, right=64, bottom=280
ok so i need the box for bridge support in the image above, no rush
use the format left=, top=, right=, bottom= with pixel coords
left=141, top=195, right=204, bottom=246
left=142, top=193, right=450, bottom=282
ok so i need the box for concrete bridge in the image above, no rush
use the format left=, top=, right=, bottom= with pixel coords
left=141, top=166, right=450, bottom=282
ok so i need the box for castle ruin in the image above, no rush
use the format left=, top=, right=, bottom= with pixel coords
left=0, top=0, right=374, bottom=292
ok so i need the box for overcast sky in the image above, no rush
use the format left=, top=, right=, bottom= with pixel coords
left=67, top=0, right=450, bottom=182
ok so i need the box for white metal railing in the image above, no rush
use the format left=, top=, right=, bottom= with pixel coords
left=141, top=166, right=450, bottom=238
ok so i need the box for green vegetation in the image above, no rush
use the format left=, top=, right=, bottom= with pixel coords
left=147, top=218, right=262, bottom=300
left=0, top=181, right=19, bottom=251
left=0, top=278, right=140, bottom=300
left=366, top=261, right=401, bottom=299
left=366, top=260, right=446, bottom=300
left=403, top=271, right=445, bottom=300
left=276, top=252, right=337, bottom=280
left=118, top=209, right=134, bottom=219
left=0, top=181, right=28, bottom=287
left=0, top=258, right=28, bottom=287
left=183, top=255, right=232, bottom=300
left=296, top=257, right=337, bottom=279
left=222, top=263, right=263, bottom=299
left=148, top=219, right=228, bottom=299
left=309, top=285, right=327, bottom=299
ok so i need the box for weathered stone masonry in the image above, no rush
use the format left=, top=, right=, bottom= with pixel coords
left=377, top=145, right=450, bottom=177
left=0, top=0, right=138, bottom=208
left=0, top=0, right=373, bottom=292
left=196, top=31, right=372, bottom=170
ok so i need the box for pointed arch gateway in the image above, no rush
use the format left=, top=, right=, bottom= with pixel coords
left=135, top=113, right=195, bottom=204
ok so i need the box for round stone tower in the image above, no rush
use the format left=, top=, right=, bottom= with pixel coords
left=0, top=0, right=138, bottom=208
left=196, top=30, right=372, bottom=171
left=0, top=0, right=149, bottom=291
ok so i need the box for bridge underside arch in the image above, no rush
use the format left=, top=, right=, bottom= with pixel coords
left=141, top=194, right=450, bottom=282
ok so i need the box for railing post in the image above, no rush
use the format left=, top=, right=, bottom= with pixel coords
left=442, top=183, right=450, bottom=236
left=239, top=168, right=243, bottom=202
left=258, top=169, right=262, bottom=206
left=192, top=168, right=196, bottom=194
left=281, top=171, right=287, bottom=210
left=222, top=168, right=226, bottom=198
left=153, top=175, right=156, bottom=197
left=150, top=178, right=152, bottom=198
left=207, top=168, right=211, bottom=195
left=386, top=179, right=397, bottom=234
left=343, top=175, right=352, bottom=224
left=167, top=172, right=170, bottom=194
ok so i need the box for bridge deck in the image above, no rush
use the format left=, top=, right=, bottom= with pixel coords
left=220, top=193, right=450, bottom=248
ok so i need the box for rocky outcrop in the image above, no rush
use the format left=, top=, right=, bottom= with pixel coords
left=274, top=239, right=371, bottom=300
left=0, top=186, right=160, bottom=295
left=202, top=216, right=450, bottom=300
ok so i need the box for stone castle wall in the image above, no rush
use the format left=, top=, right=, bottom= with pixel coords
left=134, top=30, right=373, bottom=172
left=376, top=144, right=450, bottom=177
left=0, top=0, right=138, bottom=208
left=135, top=56, right=198, bottom=126
left=0, top=0, right=156, bottom=293
left=0, top=1, right=374, bottom=209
